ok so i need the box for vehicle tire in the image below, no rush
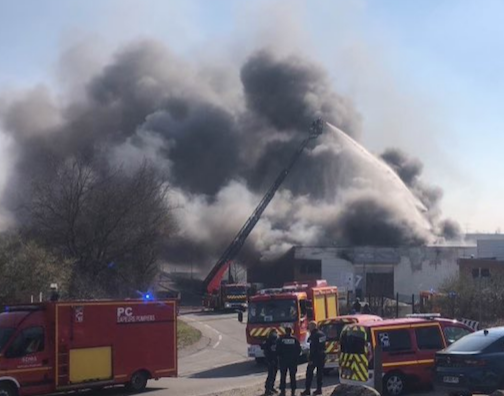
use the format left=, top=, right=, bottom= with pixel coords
left=255, top=357, right=266, bottom=365
left=127, top=370, right=149, bottom=393
left=383, top=372, right=406, bottom=396
left=0, top=383, right=17, bottom=396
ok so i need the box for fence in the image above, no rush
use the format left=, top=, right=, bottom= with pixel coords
left=341, top=290, right=483, bottom=329
left=342, top=291, right=418, bottom=318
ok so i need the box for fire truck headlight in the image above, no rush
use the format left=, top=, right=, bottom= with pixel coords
left=225, top=303, right=231, bottom=308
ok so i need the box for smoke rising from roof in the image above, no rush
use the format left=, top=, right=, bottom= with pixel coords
left=0, top=40, right=460, bottom=270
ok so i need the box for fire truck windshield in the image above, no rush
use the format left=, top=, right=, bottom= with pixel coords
left=248, top=300, right=298, bottom=324
left=0, top=328, right=15, bottom=352
left=225, top=286, right=247, bottom=296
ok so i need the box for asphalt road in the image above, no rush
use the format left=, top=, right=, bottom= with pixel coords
left=81, top=311, right=444, bottom=396
left=153, top=311, right=269, bottom=396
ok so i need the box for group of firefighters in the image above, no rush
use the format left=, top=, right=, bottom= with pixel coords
left=261, top=321, right=327, bottom=396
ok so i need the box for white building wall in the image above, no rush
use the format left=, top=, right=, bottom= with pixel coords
left=293, top=245, right=476, bottom=297
left=294, top=247, right=354, bottom=291
left=477, top=240, right=504, bottom=259
left=393, top=247, right=475, bottom=296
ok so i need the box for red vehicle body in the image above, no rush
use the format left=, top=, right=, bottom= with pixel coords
left=0, top=299, right=177, bottom=396
left=203, top=282, right=249, bottom=311
left=318, top=314, right=382, bottom=372
left=246, top=280, right=338, bottom=361
left=339, top=315, right=474, bottom=395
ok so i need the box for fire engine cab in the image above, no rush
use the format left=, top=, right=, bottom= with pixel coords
left=246, top=280, right=338, bottom=361
left=0, top=299, right=177, bottom=396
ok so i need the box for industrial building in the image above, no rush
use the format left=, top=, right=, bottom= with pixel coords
left=248, top=245, right=477, bottom=299
left=458, top=239, right=504, bottom=280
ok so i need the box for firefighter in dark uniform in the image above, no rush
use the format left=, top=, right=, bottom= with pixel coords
left=276, top=326, right=301, bottom=396
left=301, top=321, right=326, bottom=396
left=262, top=329, right=279, bottom=395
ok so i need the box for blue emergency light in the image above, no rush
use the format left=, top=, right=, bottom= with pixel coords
left=142, top=293, right=154, bottom=301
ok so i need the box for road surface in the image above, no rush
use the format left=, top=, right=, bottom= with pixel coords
left=86, top=311, right=442, bottom=396
left=152, top=311, right=268, bottom=396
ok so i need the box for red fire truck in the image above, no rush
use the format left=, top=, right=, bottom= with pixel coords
left=203, top=281, right=250, bottom=311
left=0, top=299, right=177, bottom=396
left=246, top=280, right=338, bottom=362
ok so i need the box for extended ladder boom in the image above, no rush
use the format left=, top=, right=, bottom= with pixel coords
left=203, top=119, right=325, bottom=293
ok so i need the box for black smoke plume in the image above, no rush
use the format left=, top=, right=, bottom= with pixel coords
left=0, top=40, right=459, bottom=271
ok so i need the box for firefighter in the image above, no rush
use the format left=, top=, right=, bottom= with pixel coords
left=362, top=303, right=371, bottom=314
left=276, top=326, right=301, bottom=396
left=352, top=297, right=361, bottom=313
left=262, top=329, right=279, bottom=395
left=301, top=321, right=326, bottom=396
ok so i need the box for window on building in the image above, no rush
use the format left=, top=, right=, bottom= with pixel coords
left=472, top=268, right=491, bottom=278
left=415, top=326, right=444, bottom=350
left=375, top=329, right=412, bottom=352
left=300, top=263, right=319, bottom=274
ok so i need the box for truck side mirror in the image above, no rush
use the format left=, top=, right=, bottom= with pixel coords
left=238, top=311, right=243, bottom=323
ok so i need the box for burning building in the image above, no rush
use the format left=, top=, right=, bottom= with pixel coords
left=248, top=245, right=477, bottom=299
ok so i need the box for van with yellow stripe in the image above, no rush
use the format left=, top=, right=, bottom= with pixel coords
left=318, top=314, right=382, bottom=374
left=339, top=315, right=474, bottom=396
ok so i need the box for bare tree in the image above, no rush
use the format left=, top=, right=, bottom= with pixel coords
left=21, top=156, right=173, bottom=298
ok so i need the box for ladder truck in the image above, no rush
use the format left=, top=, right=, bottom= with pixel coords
left=202, top=119, right=325, bottom=311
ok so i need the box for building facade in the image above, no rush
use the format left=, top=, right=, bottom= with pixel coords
left=248, top=245, right=476, bottom=298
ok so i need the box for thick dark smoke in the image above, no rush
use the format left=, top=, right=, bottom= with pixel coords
left=0, top=40, right=460, bottom=270
left=333, top=196, right=427, bottom=246
left=380, top=148, right=461, bottom=240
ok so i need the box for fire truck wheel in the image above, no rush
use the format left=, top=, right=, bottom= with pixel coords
left=383, top=372, right=406, bottom=396
left=0, top=383, right=17, bottom=396
left=127, top=370, right=150, bottom=393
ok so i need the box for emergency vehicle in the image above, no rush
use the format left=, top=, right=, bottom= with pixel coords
left=318, top=314, right=382, bottom=374
left=246, top=280, right=338, bottom=362
left=203, top=282, right=249, bottom=311
left=338, top=314, right=473, bottom=396
left=0, top=299, right=178, bottom=396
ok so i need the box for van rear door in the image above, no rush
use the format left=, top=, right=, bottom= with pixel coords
left=339, top=325, right=370, bottom=382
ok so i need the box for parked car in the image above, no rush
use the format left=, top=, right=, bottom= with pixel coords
left=435, top=326, right=504, bottom=395
left=339, top=314, right=474, bottom=396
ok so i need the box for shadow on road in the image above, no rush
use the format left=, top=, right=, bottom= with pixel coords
left=63, top=386, right=165, bottom=396
left=189, top=310, right=241, bottom=317
left=277, top=374, right=340, bottom=393
left=190, top=360, right=264, bottom=378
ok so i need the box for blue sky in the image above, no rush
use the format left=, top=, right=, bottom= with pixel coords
left=0, top=0, right=503, bottom=232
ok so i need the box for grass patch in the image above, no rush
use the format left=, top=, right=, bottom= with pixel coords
left=177, top=319, right=202, bottom=349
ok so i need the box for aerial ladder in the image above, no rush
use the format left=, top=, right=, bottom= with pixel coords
left=202, top=119, right=325, bottom=310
